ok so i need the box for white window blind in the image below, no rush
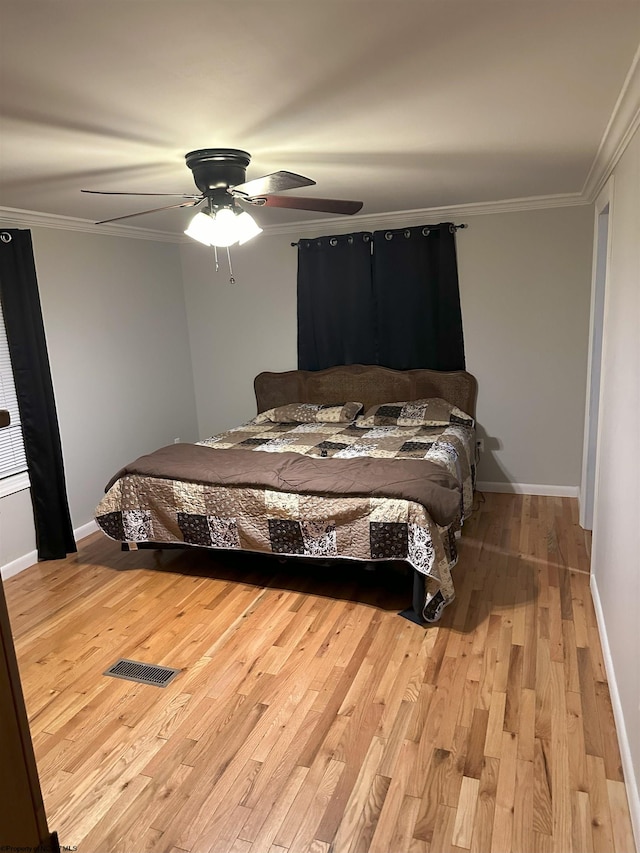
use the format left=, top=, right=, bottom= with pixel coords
left=0, top=303, right=28, bottom=479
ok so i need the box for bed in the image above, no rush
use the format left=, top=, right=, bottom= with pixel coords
left=95, top=364, right=478, bottom=623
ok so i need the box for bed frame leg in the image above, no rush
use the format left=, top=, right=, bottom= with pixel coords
left=398, top=571, right=426, bottom=625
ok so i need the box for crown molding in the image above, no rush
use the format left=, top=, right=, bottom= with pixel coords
left=0, top=205, right=181, bottom=243
left=582, top=42, right=640, bottom=202
left=1, top=192, right=588, bottom=247
left=257, top=192, right=587, bottom=239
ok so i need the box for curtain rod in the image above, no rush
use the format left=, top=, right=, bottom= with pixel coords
left=290, top=223, right=467, bottom=247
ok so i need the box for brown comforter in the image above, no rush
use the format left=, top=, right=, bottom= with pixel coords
left=106, top=442, right=461, bottom=528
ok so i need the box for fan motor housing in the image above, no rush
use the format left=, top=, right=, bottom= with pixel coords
left=185, top=148, right=251, bottom=193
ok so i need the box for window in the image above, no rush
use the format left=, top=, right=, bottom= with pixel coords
left=0, top=302, right=28, bottom=480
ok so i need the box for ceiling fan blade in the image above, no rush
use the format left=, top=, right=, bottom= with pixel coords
left=83, top=189, right=200, bottom=198
left=233, top=170, right=315, bottom=197
left=95, top=199, right=201, bottom=225
left=250, top=195, right=364, bottom=215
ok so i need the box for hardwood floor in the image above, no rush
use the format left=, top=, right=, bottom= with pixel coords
left=4, top=493, right=635, bottom=853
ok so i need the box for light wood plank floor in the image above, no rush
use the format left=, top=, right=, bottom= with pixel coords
left=5, top=493, right=636, bottom=853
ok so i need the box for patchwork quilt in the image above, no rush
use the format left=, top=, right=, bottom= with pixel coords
left=95, top=419, right=475, bottom=611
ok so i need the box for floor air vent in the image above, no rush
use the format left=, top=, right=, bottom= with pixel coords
left=104, top=658, right=180, bottom=688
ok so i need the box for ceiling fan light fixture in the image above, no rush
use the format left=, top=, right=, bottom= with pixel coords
left=184, top=206, right=262, bottom=248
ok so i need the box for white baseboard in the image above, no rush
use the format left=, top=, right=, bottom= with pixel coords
left=477, top=481, right=580, bottom=498
left=74, top=519, right=99, bottom=541
left=1, top=519, right=100, bottom=581
left=590, top=573, right=640, bottom=852
left=1, top=549, right=38, bottom=581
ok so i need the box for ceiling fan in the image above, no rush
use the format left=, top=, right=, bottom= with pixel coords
left=82, top=148, right=364, bottom=247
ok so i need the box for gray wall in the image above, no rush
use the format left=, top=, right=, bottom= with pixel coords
left=0, top=201, right=594, bottom=570
left=181, top=204, right=594, bottom=489
left=180, top=233, right=296, bottom=439
left=0, top=226, right=199, bottom=567
left=458, top=206, right=593, bottom=487
left=590, top=126, right=640, bottom=828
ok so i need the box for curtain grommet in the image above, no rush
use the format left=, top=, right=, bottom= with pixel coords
left=404, top=230, right=411, bottom=239
left=385, top=232, right=393, bottom=240
left=363, top=234, right=371, bottom=242
left=422, top=227, right=431, bottom=237
left=0, top=232, right=12, bottom=243
left=329, top=237, right=338, bottom=247
left=347, top=235, right=353, bottom=245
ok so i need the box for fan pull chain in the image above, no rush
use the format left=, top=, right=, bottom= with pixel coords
left=226, top=247, right=236, bottom=285
left=211, top=244, right=237, bottom=284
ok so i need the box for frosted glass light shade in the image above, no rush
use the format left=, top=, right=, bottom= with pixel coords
left=236, top=211, right=263, bottom=244
left=208, top=208, right=238, bottom=247
left=184, top=212, right=215, bottom=245
left=184, top=208, right=262, bottom=248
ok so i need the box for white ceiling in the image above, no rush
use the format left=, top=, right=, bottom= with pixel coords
left=1, top=1, right=639, bottom=235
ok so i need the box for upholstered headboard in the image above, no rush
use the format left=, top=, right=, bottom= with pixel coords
left=254, top=364, right=477, bottom=418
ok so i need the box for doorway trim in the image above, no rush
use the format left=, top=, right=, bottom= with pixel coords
left=580, top=177, right=614, bottom=530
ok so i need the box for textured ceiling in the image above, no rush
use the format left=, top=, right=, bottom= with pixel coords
left=1, top=1, right=639, bottom=234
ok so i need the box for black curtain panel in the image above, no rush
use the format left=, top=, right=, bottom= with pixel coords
left=297, top=232, right=377, bottom=370
left=0, top=230, right=76, bottom=560
left=372, top=223, right=465, bottom=371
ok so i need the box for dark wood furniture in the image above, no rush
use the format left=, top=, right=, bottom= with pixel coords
left=254, top=363, right=478, bottom=419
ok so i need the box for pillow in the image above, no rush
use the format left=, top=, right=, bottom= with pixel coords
left=355, top=397, right=474, bottom=428
left=253, top=401, right=363, bottom=425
